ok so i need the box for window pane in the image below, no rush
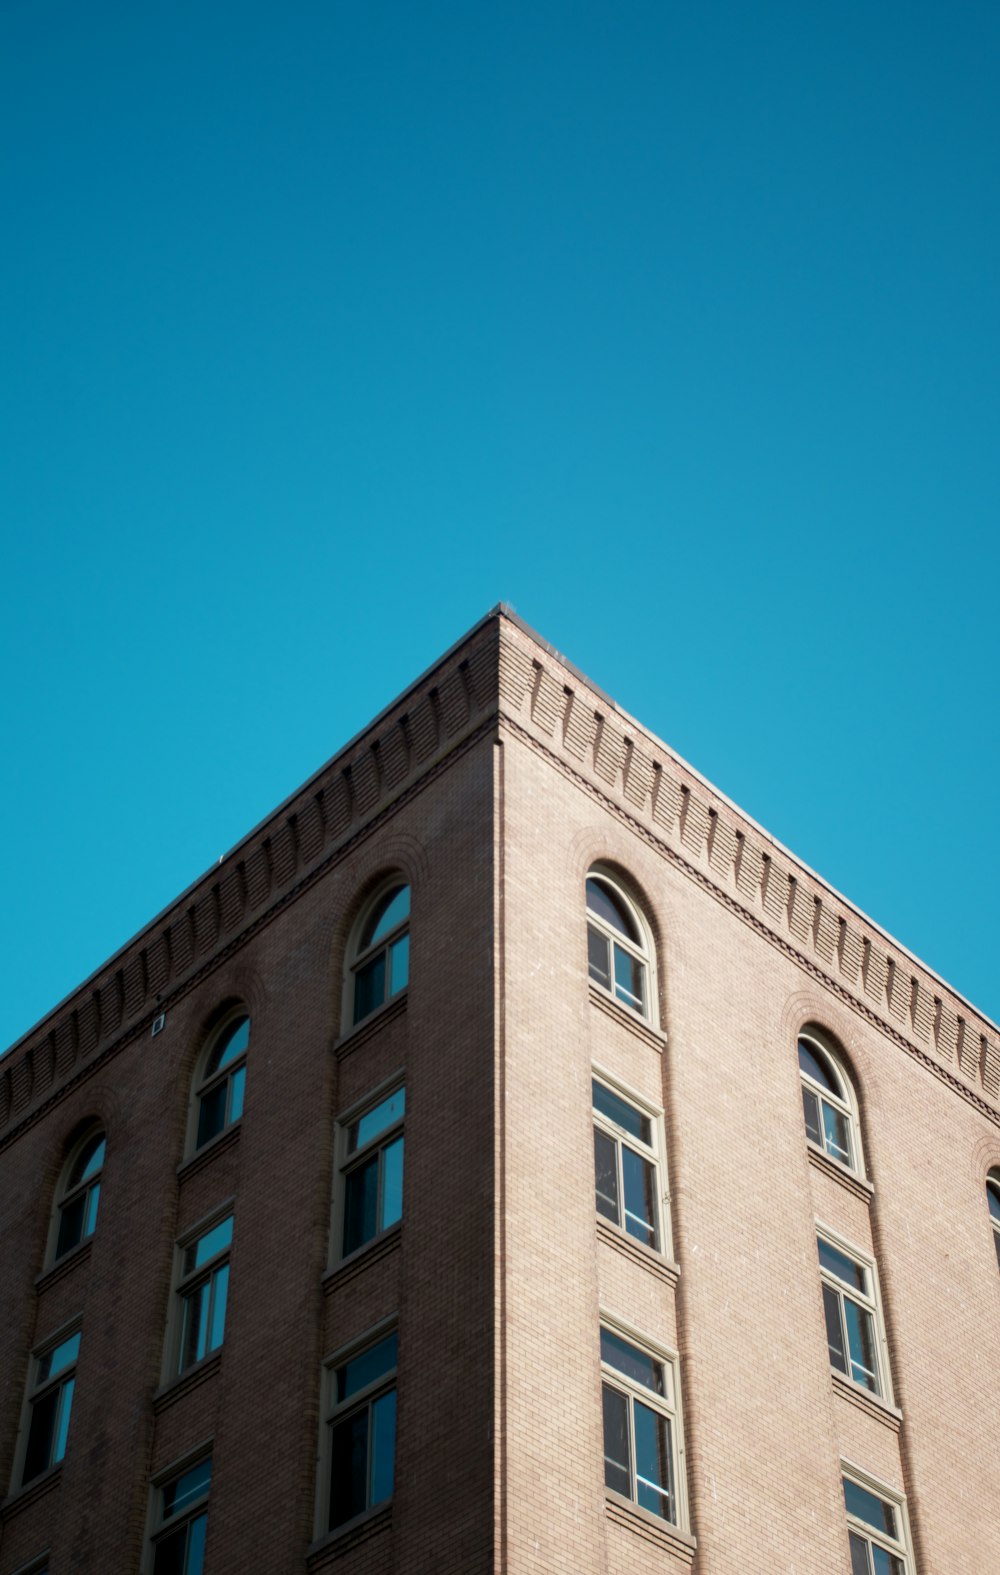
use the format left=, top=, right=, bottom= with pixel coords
left=613, top=944, right=645, bottom=1013
left=350, top=1090, right=405, bottom=1151
left=592, top=1081, right=650, bottom=1143
left=188, top=1216, right=233, bottom=1271
left=229, top=1065, right=245, bottom=1123
left=56, top=1194, right=86, bottom=1258
left=849, top=1530, right=871, bottom=1575
left=586, top=879, right=639, bottom=942
left=634, top=1400, right=674, bottom=1521
left=337, top=1334, right=398, bottom=1402
left=600, top=1330, right=665, bottom=1396
left=38, top=1333, right=81, bottom=1382
left=389, top=934, right=409, bottom=996
left=822, top=1101, right=852, bottom=1166
left=182, top=1282, right=210, bottom=1369
left=587, top=925, right=611, bottom=990
left=362, top=885, right=410, bottom=948
left=330, top=1409, right=369, bottom=1529
left=23, top=1388, right=58, bottom=1483
left=987, top=1182, right=1000, bottom=1223
left=798, top=1040, right=840, bottom=1095
left=152, top=1526, right=187, bottom=1575
left=622, top=1147, right=658, bottom=1249
left=84, top=1181, right=101, bottom=1238
left=380, top=1137, right=404, bottom=1231
left=994, top=1230, right=1000, bottom=1273
left=844, top=1299, right=879, bottom=1391
left=52, top=1376, right=74, bottom=1462
left=594, top=1129, right=620, bottom=1226
left=208, top=1264, right=229, bottom=1353
left=196, top=1082, right=227, bottom=1148
left=209, top=1015, right=249, bottom=1074
left=872, top=1548, right=905, bottom=1575
left=344, top=1156, right=379, bottom=1255
left=354, top=953, right=386, bottom=1023
left=823, top=1284, right=847, bottom=1374
left=163, top=1459, right=212, bottom=1518
left=844, top=1480, right=897, bottom=1537
left=71, top=1134, right=106, bottom=1185
left=818, top=1239, right=867, bottom=1294
left=370, top=1389, right=396, bottom=1506
left=186, top=1512, right=208, bottom=1575
left=801, top=1086, right=822, bottom=1147
left=601, top=1383, right=631, bottom=1497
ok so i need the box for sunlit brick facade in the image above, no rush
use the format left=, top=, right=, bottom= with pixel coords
left=2, top=607, right=999, bottom=1574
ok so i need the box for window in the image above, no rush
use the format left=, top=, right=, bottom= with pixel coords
left=843, top=1472, right=912, bottom=1574
left=818, top=1233, right=886, bottom=1397
left=339, top=1086, right=405, bottom=1258
left=798, top=1032, right=860, bottom=1173
left=21, top=1329, right=80, bottom=1485
left=351, top=884, right=410, bottom=1026
left=325, top=1330, right=397, bottom=1531
left=53, top=1128, right=106, bottom=1260
left=586, top=872, right=650, bottom=1018
left=151, top=1456, right=212, bottom=1575
left=194, top=1013, right=249, bottom=1150
left=592, top=1078, right=663, bottom=1252
left=175, top=1215, right=232, bottom=1374
left=987, top=1172, right=1000, bottom=1271
left=600, top=1324, right=680, bottom=1524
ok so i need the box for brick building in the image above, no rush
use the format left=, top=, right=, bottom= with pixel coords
left=2, top=606, right=999, bottom=1575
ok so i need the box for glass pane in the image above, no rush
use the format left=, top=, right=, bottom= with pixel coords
left=84, top=1181, right=101, bottom=1238
left=152, top=1525, right=187, bottom=1575
left=634, top=1400, right=673, bottom=1521
left=823, top=1284, right=847, bottom=1374
left=987, top=1182, right=1000, bottom=1223
left=370, top=1389, right=396, bottom=1506
left=801, top=1086, right=822, bottom=1146
left=53, top=1376, right=74, bottom=1462
left=186, top=1512, right=208, bottom=1575
left=849, top=1530, right=871, bottom=1575
left=229, top=1065, right=245, bottom=1123
left=613, top=944, right=646, bottom=1013
left=330, top=1409, right=369, bottom=1528
left=56, top=1194, right=86, bottom=1258
left=344, top=1157, right=379, bottom=1254
left=389, top=934, right=409, bottom=996
left=872, top=1548, right=905, bottom=1575
left=163, top=1458, right=212, bottom=1518
left=798, top=1039, right=840, bottom=1094
left=818, top=1239, right=867, bottom=1294
left=844, top=1300, right=879, bottom=1392
left=353, top=953, right=386, bottom=1024
left=38, top=1332, right=81, bottom=1383
left=622, top=1147, right=658, bottom=1249
left=594, top=1129, right=620, bottom=1226
left=209, top=1264, right=229, bottom=1353
left=337, top=1334, right=398, bottom=1402
left=844, top=1479, right=897, bottom=1537
left=23, top=1388, right=58, bottom=1483
left=208, top=1015, right=249, bottom=1075
left=592, top=1081, right=650, bottom=1144
left=188, top=1216, right=233, bottom=1271
left=350, top=1089, right=406, bottom=1151
left=601, top=1383, right=631, bottom=1497
left=182, top=1282, right=210, bottom=1369
left=822, top=1101, right=852, bottom=1167
left=994, top=1229, right=1000, bottom=1273
left=196, top=1082, right=227, bottom=1149
left=600, top=1329, right=665, bottom=1396
left=71, top=1133, right=106, bottom=1185
left=586, top=878, right=639, bottom=941
left=362, top=885, right=410, bottom=948
left=380, top=1137, right=404, bottom=1231
left=587, top=925, right=611, bottom=990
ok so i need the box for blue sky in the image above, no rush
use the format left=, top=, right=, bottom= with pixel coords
left=2, top=0, right=998, bottom=1051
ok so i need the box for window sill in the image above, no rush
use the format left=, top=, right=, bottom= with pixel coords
left=589, top=986, right=665, bottom=1051
left=832, top=1371, right=902, bottom=1431
left=0, top=1465, right=61, bottom=1523
left=323, top=1224, right=402, bottom=1294
left=596, top=1219, right=679, bottom=1287
left=807, top=1144, right=874, bottom=1203
left=177, top=1121, right=242, bottom=1181
left=35, top=1239, right=93, bottom=1294
left=335, top=994, right=407, bottom=1061
left=605, top=1492, right=695, bottom=1564
left=152, top=1351, right=223, bottom=1415
left=307, top=1502, right=391, bottom=1568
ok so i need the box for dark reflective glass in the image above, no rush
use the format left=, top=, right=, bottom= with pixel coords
left=229, top=1066, right=245, bottom=1123
left=181, top=1283, right=211, bottom=1370
left=53, top=1378, right=74, bottom=1463
left=370, top=1389, right=396, bottom=1506
left=592, top=1081, right=649, bottom=1143
left=822, top=1102, right=852, bottom=1166
left=152, top=1526, right=187, bottom=1575
left=987, top=1182, right=1000, bottom=1223
left=634, top=1400, right=673, bottom=1520
left=844, top=1479, right=897, bottom=1537
left=586, top=878, right=640, bottom=942
left=601, top=1330, right=664, bottom=1395
left=70, top=1133, right=106, bottom=1186
left=801, top=1086, right=822, bottom=1147
left=381, top=1137, right=404, bottom=1231
left=353, top=954, right=386, bottom=1024
left=350, top=1090, right=405, bottom=1152
left=23, top=1387, right=58, bottom=1483
left=362, top=886, right=410, bottom=949
left=823, top=1284, right=847, bottom=1374
left=818, top=1238, right=866, bottom=1293
left=330, top=1409, right=369, bottom=1529
left=844, top=1300, right=879, bottom=1392
left=849, top=1531, right=870, bottom=1575
left=389, top=933, right=409, bottom=996
left=622, top=1147, right=658, bottom=1249
left=56, top=1194, right=87, bottom=1258
left=798, top=1039, right=842, bottom=1095
left=594, top=1129, right=619, bottom=1225
left=344, top=1156, right=379, bottom=1255
left=196, top=1081, right=228, bottom=1148
left=38, top=1333, right=80, bottom=1382
left=187, top=1217, right=233, bottom=1272
left=163, top=1459, right=212, bottom=1518
left=601, top=1383, right=630, bottom=1497
left=206, top=1016, right=249, bottom=1077
left=873, top=1549, right=905, bottom=1575
left=994, top=1230, right=1000, bottom=1273
left=186, top=1513, right=208, bottom=1575
left=613, top=943, right=645, bottom=1013
left=587, top=925, right=611, bottom=989
left=209, top=1265, right=229, bottom=1353
left=337, top=1334, right=397, bottom=1402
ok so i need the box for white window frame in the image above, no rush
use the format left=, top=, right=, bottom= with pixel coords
left=317, top=1317, right=398, bottom=1538
left=816, top=1223, right=892, bottom=1403
left=987, top=1171, right=1000, bottom=1272
left=188, top=1009, right=250, bottom=1156
left=346, top=879, right=410, bottom=1030
left=842, top=1462, right=915, bottom=1574
left=598, top=1311, right=688, bottom=1531
left=586, top=868, right=655, bottom=1024
left=48, top=1126, right=106, bottom=1266
left=13, top=1320, right=82, bottom=1491
left=592, top=1066, right=672, bottom=1260
left=166, top=1205, right=234, bottom=1381
left=333, top=1075, right=405, bottom=1263
left=143, top=1443, right=213, bottom=1575
left=798, top=1030, right=864, bottom=1176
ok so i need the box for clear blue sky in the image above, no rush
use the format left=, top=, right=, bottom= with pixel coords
left=2, top=1, right=998, bottom=1052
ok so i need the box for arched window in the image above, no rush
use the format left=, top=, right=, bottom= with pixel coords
left=195, top=1013, right=250, bottom=1150
left=987, top=1172, right=1000, bottom=1271
left=351, top=883, right=410, bottom=1026
left=798, top=1032, right=861, bottom=1174
left=586, top=870, right=651, bottom=1019
left=53, top=1128, right=106, bottom=1261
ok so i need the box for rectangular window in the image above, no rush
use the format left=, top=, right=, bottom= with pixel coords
left=592, top=1077, right=663, bottom=1253
left=151, top=1456, right=212, bottom=1575
left=325, top=1329, right=397, bottom=1532
left=600, top=1323, right=681, bottom=1525
left=843, top=1470, right=912, bottom=1574
left=176, top=1215, right=232, bottom=1375
left=818, top=1232, right=886, bottom=1397
left=21, top=1329, right=80, bottom=1486
left=339, top=1086, right=404, bottom=1258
